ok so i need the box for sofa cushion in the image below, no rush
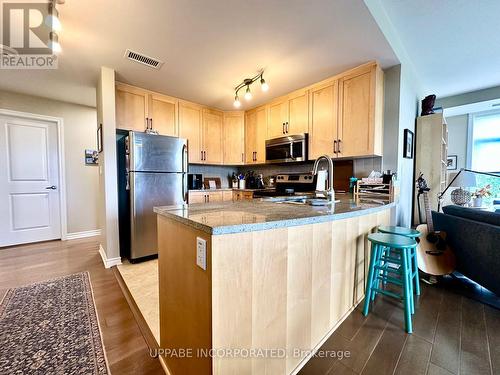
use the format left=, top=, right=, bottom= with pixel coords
left=442, top=205, right=500, bottom=227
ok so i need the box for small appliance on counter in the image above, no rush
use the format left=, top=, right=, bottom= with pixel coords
left=188, top=174, right=203, bottom=190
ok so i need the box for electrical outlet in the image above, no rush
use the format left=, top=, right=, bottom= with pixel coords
left=196, top=237, right=206, bottom=270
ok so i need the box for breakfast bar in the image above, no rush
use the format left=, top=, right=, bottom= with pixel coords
left=154, top=197, right=394, bottom=375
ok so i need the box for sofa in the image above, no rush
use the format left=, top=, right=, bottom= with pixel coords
left=432, top=205, right=500, bottom=296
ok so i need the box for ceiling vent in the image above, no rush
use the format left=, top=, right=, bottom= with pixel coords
left=124, top=49, right=164, bottom=70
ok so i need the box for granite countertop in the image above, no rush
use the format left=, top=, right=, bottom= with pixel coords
left=154, top=195, right=395, bottom=235
left=189, top=188, right=274, bottom=192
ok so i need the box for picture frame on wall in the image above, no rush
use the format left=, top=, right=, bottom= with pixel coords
left=97, top=124, right=103, bottom=153
left=403, top=129, right=414, bottom=159
left=447, top=155, right=457, bottom=170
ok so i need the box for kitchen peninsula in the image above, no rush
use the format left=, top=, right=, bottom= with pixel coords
left=154, top=196, right=394, bottom=375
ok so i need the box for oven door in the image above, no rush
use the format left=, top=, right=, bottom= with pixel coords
left=265, top=134, right=307, bottom=163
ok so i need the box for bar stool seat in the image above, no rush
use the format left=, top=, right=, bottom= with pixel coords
left=363, top=233, right=417, bottom=333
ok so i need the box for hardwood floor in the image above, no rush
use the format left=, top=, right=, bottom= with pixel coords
left=299, top=281, right=500, bottom=375
left=0, top=238, right=164, bottom=375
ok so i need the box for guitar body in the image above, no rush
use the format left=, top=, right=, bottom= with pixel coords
left=416, top=224, right=456, bottom=276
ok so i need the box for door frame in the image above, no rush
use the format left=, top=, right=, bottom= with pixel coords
left=0, top=108, right=68, bottom=241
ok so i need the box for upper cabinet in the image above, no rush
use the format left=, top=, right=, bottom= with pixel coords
left=178, top=103, right=223, bottom=165
left=149, top=93, right=178, bottom=136
left=115, top=83, right=149, bottom=132
left=337, top=63, right=384, bottom=158
left=309, top=62, right=383, bottom=159
left=267, top=89, right=309, bottom=139
left=179, top=101, right=203, bottom=163
left=309, top=80, right=339, bottom=159
left=245, top=105, right=267, bottom=164
left=115, top=83, right=178, bottom=136
left=202, top=109, right=224, bottom=165
left=223, top=112, right=245, bottom=165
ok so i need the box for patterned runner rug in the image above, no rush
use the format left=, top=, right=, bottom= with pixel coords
left=0, top=272, right=110, bottom=374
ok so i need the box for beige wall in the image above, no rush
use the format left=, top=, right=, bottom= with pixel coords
left=0, top=90, right=99, bottom=234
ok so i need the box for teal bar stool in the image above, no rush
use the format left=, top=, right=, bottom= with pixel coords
left=377, top=226, right=421, bottom=299
left=363, top=233, right=417, bottom=333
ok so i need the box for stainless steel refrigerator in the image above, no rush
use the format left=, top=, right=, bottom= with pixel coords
left=119, top=131, right=188, bottom=261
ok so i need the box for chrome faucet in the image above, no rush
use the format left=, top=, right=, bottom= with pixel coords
left=312, top=155, right=335, bottom=202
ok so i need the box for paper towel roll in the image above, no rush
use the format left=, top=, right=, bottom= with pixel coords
left=316, top=170, right=328, bottom=191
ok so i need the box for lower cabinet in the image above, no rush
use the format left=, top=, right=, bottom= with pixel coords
left=234, top=191, right=254, bottom=200
left=189, top=190, right=234, bottom=204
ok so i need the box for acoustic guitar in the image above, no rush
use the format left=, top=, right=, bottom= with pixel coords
left=415, top=174, right=456, bottom=276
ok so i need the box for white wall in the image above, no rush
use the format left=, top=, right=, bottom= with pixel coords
left=97, top=67, right=120, bottom=263
left=0, top=90, right=99, bottom=234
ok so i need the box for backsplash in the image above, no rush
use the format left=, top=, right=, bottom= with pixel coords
left=189, top=156, right=382, bottom=189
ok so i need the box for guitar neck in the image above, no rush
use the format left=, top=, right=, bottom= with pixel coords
left=423, top=192, right=434, bottom=232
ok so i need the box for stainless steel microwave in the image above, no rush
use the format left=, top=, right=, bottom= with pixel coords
left=265, top=134, right=308, bottom=163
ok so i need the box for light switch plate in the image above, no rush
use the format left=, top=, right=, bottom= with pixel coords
left=196, top=237, right=207, bottom=270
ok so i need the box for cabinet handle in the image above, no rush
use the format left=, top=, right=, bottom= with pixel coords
left=333, top=140, right=337, bottom=154
left=145, top=118, right=149, bottom=130
left=338, top=139, right=342, bottom=154
left=286, top=122, right=289, bottom=134
left=150, top=118, right=153, bottom=130
left=242, top=153, right=244, bottom=163
left=204, top=151, right=207, bottom=161
left=282, top=123, right=285, bottom=134
left=207, top=194, right=210, bottom=203
left=201, top=151, right=203, bottom=161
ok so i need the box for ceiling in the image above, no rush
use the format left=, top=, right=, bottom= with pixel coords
left=378, top=0, right=500, bottom=99
left=0, top=0, right=398, bottom=110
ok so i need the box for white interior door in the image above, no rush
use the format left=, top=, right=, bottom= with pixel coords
left=0, top=114, right=61, bottom=247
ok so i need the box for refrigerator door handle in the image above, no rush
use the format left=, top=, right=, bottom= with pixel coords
left=182, top=143, right=188, bottom=203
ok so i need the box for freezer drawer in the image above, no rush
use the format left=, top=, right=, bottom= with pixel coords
left=130, top=171, right=187, bottom=260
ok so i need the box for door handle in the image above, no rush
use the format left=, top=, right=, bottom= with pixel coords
left=201, top=150, right=203, bottom=161
left=333, top=140, right=337, bottom=154
left=286, top=122, right=289, bottom=134
left=45, top=186, right=57, bottom=190
left=338, top=139, right=342, bottom=154
left=145, top=118, right=149, bottom=130
left=282, top=123, right=285, bottom=134
left=242, top=153, right=244, bottom=163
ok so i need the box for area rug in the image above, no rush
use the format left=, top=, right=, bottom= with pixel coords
left=0, top=272, right=110, bottom=374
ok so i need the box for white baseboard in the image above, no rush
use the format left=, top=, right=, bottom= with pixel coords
left=99, top=244, right=122, bottom=268
left=65, top=229, right=101, bottom=240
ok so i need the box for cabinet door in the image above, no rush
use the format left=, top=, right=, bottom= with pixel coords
left=150, top=93, right=178, bottom=136
left=255, top=106, right=268, bottom=163
left=268, top=99, right=287, bottom=139
left=287, top=89, right=309, bottom=135
left=223, top=112, right=245, bottom=165
left=245, top=110, right=257, bottom=164
left=189, top=192, right=206, bottom=204
left=338, top=70, right=372, bottom=158
left=203, top=109, right=224, bottom=165
left=207, top=191, right=223, bottom=203
left=310, top=81, right=338, bottom=159
left=115, top=84, right=148, bottom=131
left=179, top=102, right=203, bottom=163
left=222, top=190, right=233, bottom=202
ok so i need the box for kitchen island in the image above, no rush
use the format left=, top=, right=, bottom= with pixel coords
left=154, top=196, right=394, bottom=375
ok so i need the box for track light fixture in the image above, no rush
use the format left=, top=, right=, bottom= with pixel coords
left=233, top=70, right=269, bottom=107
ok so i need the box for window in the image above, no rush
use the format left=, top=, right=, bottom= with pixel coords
left=470, top=111, right=500, bottom=173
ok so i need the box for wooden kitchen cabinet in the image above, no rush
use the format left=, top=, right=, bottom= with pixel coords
left=309, top=80, right=339, bottom=159
left=179, top=101, right=203, bottom=163
left=149, top=93, right=178, bottom=136
left=234, top=191, right=254, bottom=200
left=245, top=105, right=267, bottom=164
left=116, top=83, right=178, bottom=136
left=268, top=99, right=288, bottom=139
left=337, top=64, right=384, bottom=158
left=223, top=112, right=245, bottom=165
left=309, top=62, right=383, bottom=160
left=268, top=89, right=309, bottom=139
left=188, top=191, right=224, bottom=204
left=115, top=83, right=149, bottom=131
left=222, top=190, right=233, bottom=201
left=202, top=109, right=224, bottom=165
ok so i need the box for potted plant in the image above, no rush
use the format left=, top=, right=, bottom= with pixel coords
left=471, top=184, right=491, bottom=207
